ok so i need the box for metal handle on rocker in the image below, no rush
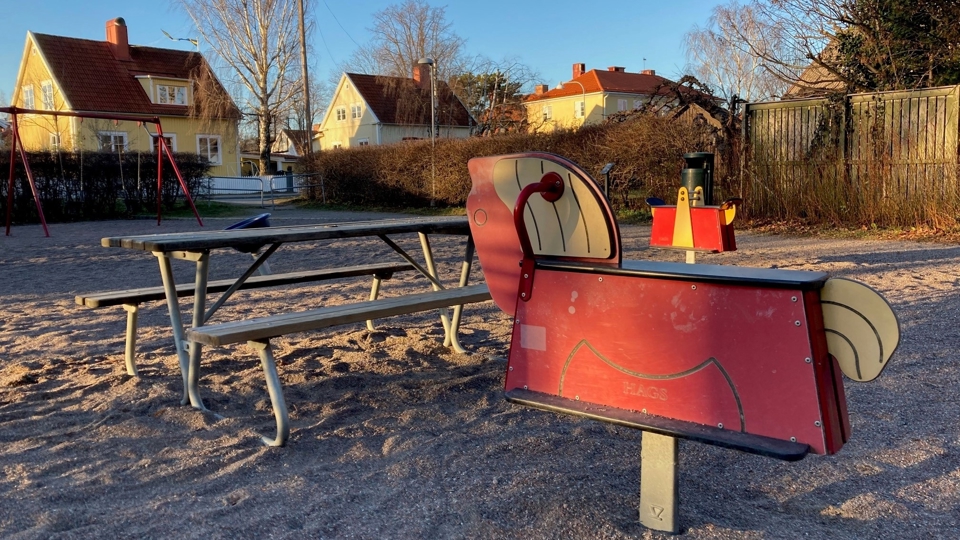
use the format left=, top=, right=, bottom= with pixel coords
left=513, top=172, right=564, bottom=301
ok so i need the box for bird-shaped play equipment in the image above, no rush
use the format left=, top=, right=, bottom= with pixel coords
left=465, top=152, right=899, bottom=532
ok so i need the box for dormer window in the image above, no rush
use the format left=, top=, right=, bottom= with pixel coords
left=157, top=85, right=187, bottom=105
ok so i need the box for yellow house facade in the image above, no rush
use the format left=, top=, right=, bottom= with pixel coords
left=525, top=64, right=692, bottom=133
left=318, top=68, right=473, bottom=150
left=11, top=18, right=241, bottom=177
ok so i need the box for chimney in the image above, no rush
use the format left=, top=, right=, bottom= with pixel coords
left=607, top=66, right=626, bottom=72
left=413, top=63, right=432, bottom=89
left=572, top=63, right=585, bottom=79
left=106, top=17, right=130, bottom=61
left=535, top=84, right=550, bottom=95
left=641, top=69, right=656, bottom=76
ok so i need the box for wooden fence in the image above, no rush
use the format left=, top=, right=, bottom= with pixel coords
left=743, top=85, right=960, bottom=226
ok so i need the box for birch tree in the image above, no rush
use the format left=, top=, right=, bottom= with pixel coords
left=176, top=0, right=305, bottom=174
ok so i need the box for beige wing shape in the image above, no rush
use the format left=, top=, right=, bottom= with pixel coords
left=821, top=277, right=900, bottom=382
left=491, top=157, right=611, bottom=259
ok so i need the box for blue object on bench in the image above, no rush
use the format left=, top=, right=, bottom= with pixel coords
left=226, top=213, right=272, bottom=253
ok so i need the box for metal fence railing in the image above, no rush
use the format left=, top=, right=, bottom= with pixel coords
left=203, top=173, right=325, bottom=209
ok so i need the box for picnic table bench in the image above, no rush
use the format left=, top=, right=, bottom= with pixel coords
left=76, top=261, right=415, bottom=377
left=186, top=283, right=491, bottom=446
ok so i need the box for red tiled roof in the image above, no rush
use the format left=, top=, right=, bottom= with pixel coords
left=525, top=69, right=700, bottom=102
left=31, top=33, right=238, bottom=118
left=346, top=73, right=473, bottom=127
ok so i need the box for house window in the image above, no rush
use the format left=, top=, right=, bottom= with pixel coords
left=152, top=134, right=177, bottom=153
left=22, top=85, right=34, bottom=109
left=351, top=104, right=362, bottom=119
left=98, top=131, right=128, bottom=152
left=41, top=81, right=54, bottom=110
left=357, top=139, right=369, bottom=146
left=331, top=141, right=342, bottom=149
left=336, top=107, right=347, bottom=121
left=542, top=105, right=552, bottom=121
left=574, top=100, right=585, bottom=118
left=618, top=99, right=628, bottom=112
left=157, top=85, right=187, bottom=105
left=49, top=133, right=61, bottom=149
left=634, top=99, right=643, bottom=110
left=197, top=135, right=221, bottom=165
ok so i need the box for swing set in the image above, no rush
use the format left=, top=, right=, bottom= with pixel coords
left=2, top=106, right=204, bottom=237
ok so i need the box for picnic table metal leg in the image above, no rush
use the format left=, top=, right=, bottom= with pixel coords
left=639, top=432, right=679, bottom=533
left=249, top=339, right=290, bottom=446
left=155, top=252, right=191, bottom=405
left=186, top=252, right=211, bottom=411
left=366, top=275, right=384, bottom=331
left=121, top=304, right=140, bottom=377
left=418, top=232, right=454, bottom=340
left=447, top=236, right=476, bottom=353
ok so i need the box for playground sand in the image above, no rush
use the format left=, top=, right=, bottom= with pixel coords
left=1, top=209, right=959, bottom=539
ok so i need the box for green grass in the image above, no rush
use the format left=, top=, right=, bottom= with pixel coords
left=290, top=199, right=467, bottom=216
left=135, top=200, right=254, bottom=219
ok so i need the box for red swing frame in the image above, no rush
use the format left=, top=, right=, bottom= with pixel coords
left=2, top=106, right=204, bottom=237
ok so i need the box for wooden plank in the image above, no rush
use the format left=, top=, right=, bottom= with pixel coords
left=76, top=262, right=415, bottom=308
left=539, top=259, right=828, bottom=290
left=189, top=285, right=490, bottom=346
left=186, top=284, right=491, bottom=346
left=101, top=216, right=471, bottom=253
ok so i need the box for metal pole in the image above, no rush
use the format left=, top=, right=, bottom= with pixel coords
left=430, top=63, right=436, bottom=206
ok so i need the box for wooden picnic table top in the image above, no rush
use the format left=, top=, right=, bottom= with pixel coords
left=101, top=215, right=471, bottom=253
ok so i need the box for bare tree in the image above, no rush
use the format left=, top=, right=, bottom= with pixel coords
left=342, top=0, right=466, bottom=80
left=176, top=0, right=306, bottom=174
left=449, top=56, right=539, bottom=136
left=684, top=1, right=790, bottom=102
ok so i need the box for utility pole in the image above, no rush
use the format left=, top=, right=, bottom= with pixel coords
left=297, top=0, right=312, bottom=157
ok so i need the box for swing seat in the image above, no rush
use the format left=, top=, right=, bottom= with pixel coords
left=466, top=152, right=900, bottom=458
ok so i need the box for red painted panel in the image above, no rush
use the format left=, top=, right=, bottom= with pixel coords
left=649, top=206, right=736, bottom=252
left=506, top=269, right=841, bottom=454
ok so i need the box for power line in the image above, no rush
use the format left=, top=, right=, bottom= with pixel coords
left=322, top=0, right=362, bottom=49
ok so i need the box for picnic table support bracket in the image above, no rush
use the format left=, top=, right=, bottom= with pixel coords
left=249, top=339, right=290, bottom=446
left=155, top=252, right=194, bottom=404
left=366, top=274, right=385, bottom=331
left=121, top=304, right=140, bottom=376
left=639, top=432, right=679, bottom=533
left=203, top=243, right=282, bottom=323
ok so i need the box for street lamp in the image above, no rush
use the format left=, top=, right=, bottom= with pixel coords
left=418, top=57, right=437, bottom=206
left=568, top=80, right=586, bottom=125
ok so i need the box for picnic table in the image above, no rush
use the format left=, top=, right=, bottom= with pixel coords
left=100, top=215, right=489, bottom=443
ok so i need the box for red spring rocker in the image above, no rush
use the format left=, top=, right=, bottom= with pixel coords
left=466, top=152, right=900, bottom=532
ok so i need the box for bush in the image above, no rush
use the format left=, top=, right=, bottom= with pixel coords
left=300, top=115, right=721, bottom=213
left=0, top=151, right=210, bottom=224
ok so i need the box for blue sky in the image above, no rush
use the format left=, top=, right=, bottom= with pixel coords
left=1, top=0, right=725, bottom=106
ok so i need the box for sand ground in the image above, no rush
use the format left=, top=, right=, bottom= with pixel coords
left=1, top=205, right=959, bottom=539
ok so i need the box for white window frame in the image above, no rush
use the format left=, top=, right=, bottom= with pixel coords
left=196, top=134, right=222, bottom=165
left=618, top=99, right=628, bottom=112
left=574, top=100, right=585, bottom=118
left=542, top=105, right=552, bottom=121
left=49, top=133, right=61, bottom=149
left=41, top=81, right=54, bottom=110
left=98, top=131, right=128, bottom=152
left=157, top=84, right=187, bottom=105
left=336, top=107, right=347, bottom=121
left=357, top=138, right=369, bottom=146
left=351, top=103, right=362, bottom=119
left=634, top=99, right=643, bottom=110
left=22, top=85, right=34, bottom=109
left=152, top=133, right=178, bottom=153
left=331, top=141, right=342, bottom=149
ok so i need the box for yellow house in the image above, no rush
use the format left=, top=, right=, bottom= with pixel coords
left=525, top=63, right=702, bottom=133
left=318, top=66, right=473, bottom=150
left=10, top=17, right=241, bottom=176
